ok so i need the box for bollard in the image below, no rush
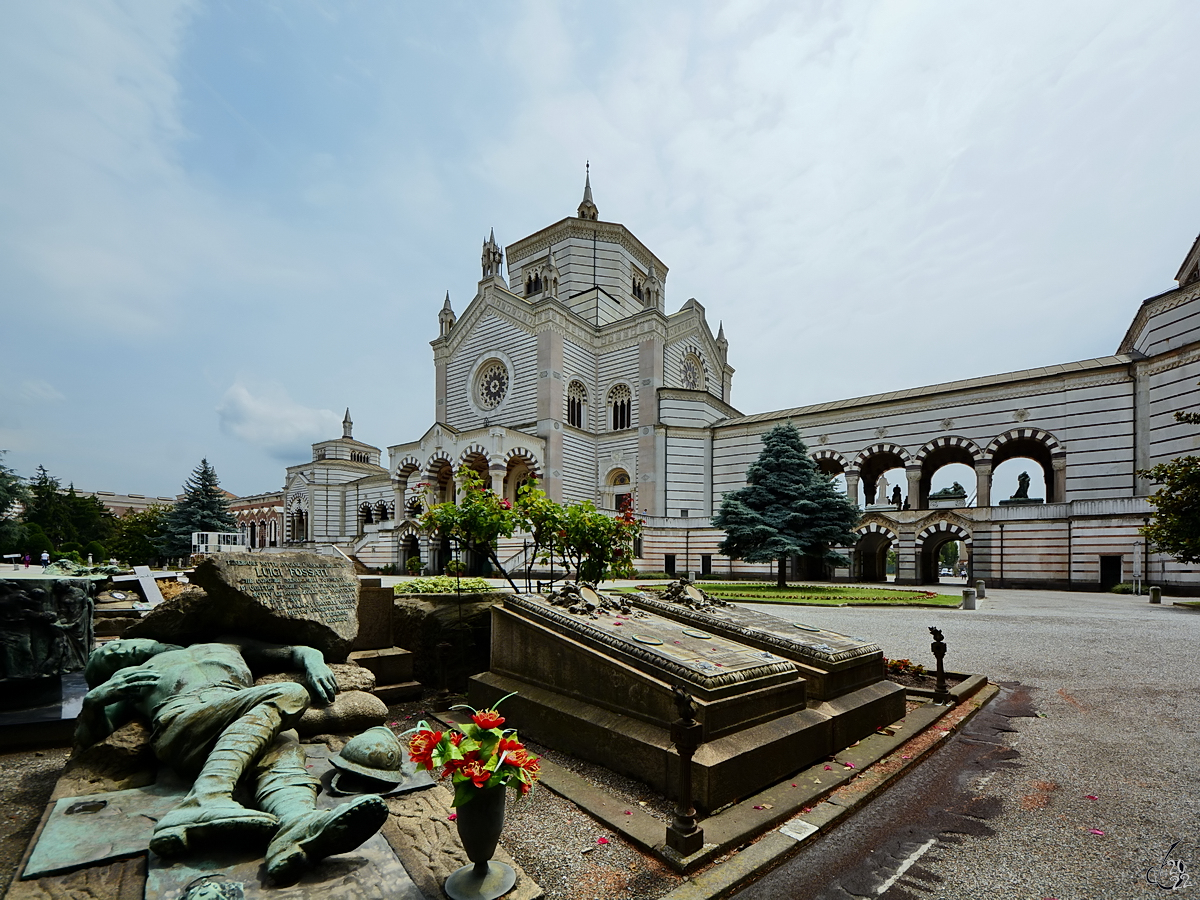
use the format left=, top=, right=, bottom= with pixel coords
left=975, top=579, right=986, bottom=599
left=962, top=588, right=977, bottom=610
left=1149, top=586, right=1162, bottom=604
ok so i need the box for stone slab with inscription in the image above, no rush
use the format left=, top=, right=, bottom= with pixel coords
left=125, top=552, right=360, bottom=661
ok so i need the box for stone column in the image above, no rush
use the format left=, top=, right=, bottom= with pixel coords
left=845, top=470, right=860, bottom=506
left=1052, top=458, right=1067, bottom=504
left=489, top=464, right=506, bottom=497
left=452, top=475, right=465, bottom=504
left=894, top=534, right=918, bottom=584
left=906, top=466, right=923, bottom=510
left=975, top=462, right=992, bottom=508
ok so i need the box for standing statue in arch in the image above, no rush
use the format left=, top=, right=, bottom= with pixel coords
left=891, top=485, right=902, bottom=507
left=75, top=637, right=388, bottom=883
left=874, top=473, right=889, bottom=507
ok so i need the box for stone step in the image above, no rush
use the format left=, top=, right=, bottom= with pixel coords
left=373, top=681, right=423, bottom=704
left=348, top=647, right=414, bottom=685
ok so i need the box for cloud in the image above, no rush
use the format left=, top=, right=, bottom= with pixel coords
left=217, top=382, right=340, bottom=462
left=1, top=380, right=66, bottom=406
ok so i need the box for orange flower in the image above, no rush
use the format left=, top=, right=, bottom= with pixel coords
left=498, top=736, right=524, bottom=754
left=472, top=709, right=506, bottom=729
left=408, top=730, right=442, bottom=770
left=460, top=758, right=493, bottom=789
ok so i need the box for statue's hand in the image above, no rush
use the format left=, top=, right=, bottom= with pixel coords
left=296, top=647, right=337, bottom=705
left=92, top=668, right=161, bottom=705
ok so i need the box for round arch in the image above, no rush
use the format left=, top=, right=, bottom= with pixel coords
left=854, top=521, right=898, bottom=583
left=854, top=443, right=911, bottom=505
left=914, top=520, right=973, bottom=584
left=985, top=428, right=1066, bottom=503
left=915, top=436, right=983, bottom=509
left=425, top=455, right=455, bottom=505
left=504, top=448, right=541, bottom=503
left=811, top=448, right=849, bottom=476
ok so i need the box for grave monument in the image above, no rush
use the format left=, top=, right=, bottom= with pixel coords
left=468, top=583, right=904, bottom=812
left=28, top=551, right=411, bottom=891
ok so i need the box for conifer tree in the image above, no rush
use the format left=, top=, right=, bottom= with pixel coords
left=159, top=459, right=238, bottom=559
left=712, top=424, right=860, bottom=587
left=0, top=452, right=29, bottom=552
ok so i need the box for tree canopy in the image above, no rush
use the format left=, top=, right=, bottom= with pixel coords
left=419, top=468, right=641, bottom=588
left=19, top=465, right=114, bottom=551
left=1141, top=455, right=1200, bottom=563
left=712, top=424, right=860, bottom=586
left=0, top=452, right=29, bottom=552
left=159, top=459, right=237, bottom=559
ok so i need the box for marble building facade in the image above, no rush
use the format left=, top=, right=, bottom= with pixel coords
left=282, top=180, right=1200, bottom=591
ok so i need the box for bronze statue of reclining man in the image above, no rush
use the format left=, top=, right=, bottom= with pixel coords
left=75, top=636, right=388, bottom=883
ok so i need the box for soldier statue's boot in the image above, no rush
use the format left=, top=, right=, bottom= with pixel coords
left=149, top=705, right=283, bottom=858
left=264, top=794, right=389, bottom=884
left=250, top=732, right=388, bottom=884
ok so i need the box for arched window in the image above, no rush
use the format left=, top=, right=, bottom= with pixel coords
left=608, top=384, right=632, bottom=431
left=360, top=502, right=374, bottom=527
left=567, top=381, right=588, bottom=429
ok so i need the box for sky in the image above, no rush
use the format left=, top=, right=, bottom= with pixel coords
left=2, top=1, right=1199, bottom=501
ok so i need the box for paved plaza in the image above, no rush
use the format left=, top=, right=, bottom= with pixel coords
left=728, top=586, right=1199, bottom=899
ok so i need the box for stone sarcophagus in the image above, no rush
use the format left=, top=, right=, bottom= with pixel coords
left=468, top=588, right=904, bottom=812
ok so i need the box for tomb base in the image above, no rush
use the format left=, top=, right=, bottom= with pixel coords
left=470, top=670, right=838, bottom=813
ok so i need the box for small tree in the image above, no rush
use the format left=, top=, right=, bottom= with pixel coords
left=513, top=479, right=566, bottom=586
left=713, top=424, right=860, bottom=587
left=159, top=459, right=237, bottom=560
left=557, top=501, right=641, bottom=584
left=420, top=466, right=521, bottom=591
left=939, top=541, right=960, bottom=569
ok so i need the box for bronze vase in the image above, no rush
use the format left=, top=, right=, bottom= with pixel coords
left=444, top=785, right=515, bottom=900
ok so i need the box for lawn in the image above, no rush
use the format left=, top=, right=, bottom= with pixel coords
left=633, top=582, right=961, bottom=607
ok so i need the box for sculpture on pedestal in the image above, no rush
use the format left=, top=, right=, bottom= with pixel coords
left=74, top=637, right=388, bottom=883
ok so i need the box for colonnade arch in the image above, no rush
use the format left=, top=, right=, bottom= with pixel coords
left=815, top=429, right=1066, bottom=510
left=914, top=520, right=972, bottom=584
left=854, top=521, right=898, bottom=583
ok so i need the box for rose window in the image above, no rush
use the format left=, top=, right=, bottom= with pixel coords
left=477, top=361, right=509, bottom=410
left=681, top=354, right=704, bottom=390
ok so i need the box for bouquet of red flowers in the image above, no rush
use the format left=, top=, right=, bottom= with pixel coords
left=406, top=693, right=541, bottom=808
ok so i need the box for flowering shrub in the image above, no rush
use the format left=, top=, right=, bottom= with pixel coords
left=405, top=693, right=540, bottom=807
left=395, top=575, right=494, bottom=594
left=884, top=657, right=927, bottom=676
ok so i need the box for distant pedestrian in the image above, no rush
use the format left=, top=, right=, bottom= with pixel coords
left=22, top=554, right=29, bottom=568
left=40, top=550, right=49, bottom=569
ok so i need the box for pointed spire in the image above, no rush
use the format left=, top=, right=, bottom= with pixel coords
left=717, top=321, right=726, bottom=342
left=578, top=161, right=599, bottom=220
left=343, top=408, right=353, bottom=439
left=439, top=290, right=457, bottom=336
left=489, top=227, right=496, bottom=245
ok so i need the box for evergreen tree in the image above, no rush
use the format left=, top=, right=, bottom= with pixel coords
left=159, top=459, right=238, bottom=559
left=0, top=452, right=29, bottom=553
left=712, top=424, right=860, bottom=587
left=24, top=465, right=74, bottom=545
left=110, top=505, right=170, bottom=566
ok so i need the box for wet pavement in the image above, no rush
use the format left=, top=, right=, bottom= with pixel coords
left=725, top=587, right=1200, bottom=899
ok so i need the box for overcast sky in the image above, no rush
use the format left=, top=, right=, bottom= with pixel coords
left=2, top=1, right=1198, bottom=501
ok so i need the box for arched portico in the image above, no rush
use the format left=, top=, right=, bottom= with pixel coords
left=915, top=436, right=983, bottom=509
left=854, top=443, right=911, bottom=506
left=914, top=520, right=972, bottom=584
left=985, top=429, right=1066, bottom=503
left=854, top=521, right=898, bottom=583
